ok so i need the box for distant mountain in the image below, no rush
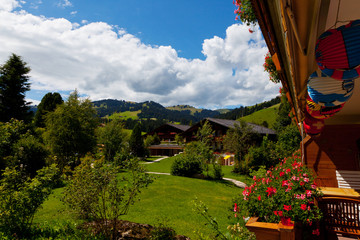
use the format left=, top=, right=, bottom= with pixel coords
left=92, top=99, right=221, bottom=125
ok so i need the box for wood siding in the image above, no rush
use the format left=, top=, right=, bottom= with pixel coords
left=303, top=125, right=360, bottom=187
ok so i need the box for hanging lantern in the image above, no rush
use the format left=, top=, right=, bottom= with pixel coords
left=307, top=70, right=354, bottom=106
left=303, top=111, right=325, bottom=136
left=315, top=20, right=360, bottom=80
left=306, top=95, right=344, bottom=120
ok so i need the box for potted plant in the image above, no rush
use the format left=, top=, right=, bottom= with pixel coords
left=234, top=152, right=322, bottom=239
left=264, top=52, right=280, bottom=83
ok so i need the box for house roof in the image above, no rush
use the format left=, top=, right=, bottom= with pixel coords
left=206, top=118, right=276, bottom=135
left=166, top=123, right=191, bottom=131
left=183, top=118, right=276, bottom=135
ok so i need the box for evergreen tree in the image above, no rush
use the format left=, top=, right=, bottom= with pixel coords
left=34, top=92, right=63, bottom=127
left=0, top=54, right=31, bottom=122
left=129, top=122, right=146, bottom=158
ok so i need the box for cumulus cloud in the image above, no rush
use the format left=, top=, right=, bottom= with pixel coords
left=0, top=2, right=280, bottom=109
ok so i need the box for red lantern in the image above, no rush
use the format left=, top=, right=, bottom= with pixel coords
left=315, top=20, right=360, bottom=80
left=303, top=112, right=325, bottom=136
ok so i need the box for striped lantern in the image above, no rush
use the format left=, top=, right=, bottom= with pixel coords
left=303, top=111, right=325, bottom=136
left=306, top=95, right=344, bottom=120
left=307, top=70, right=354, bottom=106
left=315, top=20, right=360, bottom=80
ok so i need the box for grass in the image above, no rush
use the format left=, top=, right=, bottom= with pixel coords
left=120, top=174, right=239, bottom=239
left=144, top=156, right=176, bottom=173
left=108, top=110, right=140, bottom=120
left=32, top=156, right=249, bottom=239
left=240, top=103, right=279, bottom=129
left=33, top=174, right=240, bottom=239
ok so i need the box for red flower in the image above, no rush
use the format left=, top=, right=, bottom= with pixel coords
left=283, top=205, right=292, bottom=211
left=257, top=195, right=261, bottom=201
left=266, top=186, right=277, bottom=197
left=274, top=210, right=283, bottom=217
left=286, top=169, right=291, bottom=174
left=312, top=229, right=320, bottom=236
left=234, top=203, right=238, bottom=212
left=279, top=171, right=285, bottom=177
left=300, top=204, right=307, bottom=211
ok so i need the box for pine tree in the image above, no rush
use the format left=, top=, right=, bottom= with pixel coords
left=0, top=54, right=31, bottom=122
left=129, top=122, right=146, bottom=158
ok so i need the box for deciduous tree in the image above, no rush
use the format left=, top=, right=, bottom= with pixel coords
left=34, top=92, right=63, bottom=128
left=44, top=90, right=98, bottom=170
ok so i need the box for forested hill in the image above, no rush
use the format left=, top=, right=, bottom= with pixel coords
left=92, top=99, right=220, bottom=124
left=215, top=97, right=281, bottom=120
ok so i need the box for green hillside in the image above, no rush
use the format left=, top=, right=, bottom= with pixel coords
left=108, top=110, right=141, bottom=120
left=240, top=103, right=280, bottom=129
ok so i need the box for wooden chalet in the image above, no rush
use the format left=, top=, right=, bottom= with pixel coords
left=252, top=0, right=360, bottom=237
left=146, top=123, right=190, bottom=142
left=147, top=123, right=190, bottom=156
left=182, top=117, right=276, bottom=151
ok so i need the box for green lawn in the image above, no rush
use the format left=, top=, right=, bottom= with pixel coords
left=33, top=157, right=250, bottom=239
left=144, top=156, right=252, bottom=185
left=34, top=174, right=240, bottom=239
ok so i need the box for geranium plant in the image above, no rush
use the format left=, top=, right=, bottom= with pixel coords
left=264, top=52, right=280, bottom=83
left=233, top=0, right=257, bottom=27
left=234, top=151, right=322, bottom=236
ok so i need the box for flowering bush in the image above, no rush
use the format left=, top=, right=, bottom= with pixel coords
left=264, top=52, right=280, bottom=83
left=234, top=152, right=322, bottom=234
left=233, top=0, right=257, bottom=27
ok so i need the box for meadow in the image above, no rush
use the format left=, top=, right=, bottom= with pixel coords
left=33, top=157, right=248, bottom=239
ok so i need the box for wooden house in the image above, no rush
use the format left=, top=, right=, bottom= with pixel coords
left=146, top=123, right=190, bottom=143
left=146, top=123, right=190, bottom=156
left=181, top=117, right=276, bottom=151
left=251, top=0, right=360, bottom=237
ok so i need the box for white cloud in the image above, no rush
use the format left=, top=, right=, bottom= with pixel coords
left=0, top=3, right=280, bottom=109
left=0, top=0, right=20, bottom=11
left=57, top=0, right=72, bottom=8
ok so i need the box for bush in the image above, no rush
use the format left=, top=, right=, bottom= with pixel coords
left=11, top=134, right=48, bottom=177
left=62, top=155, right=153, bottom=238
left=170, top=154, right=203, bottom=177
left=0, top=164, right=59, bottom=237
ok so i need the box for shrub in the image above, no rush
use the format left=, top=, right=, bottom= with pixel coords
left=0, top=164, right=59, bottom=237
left=170, top=154, right=203, bottom=177
left=62, top=155, right=153, bottom=238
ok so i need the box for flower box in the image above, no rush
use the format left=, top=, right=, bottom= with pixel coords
left=245, top=217, right=295, bottom=240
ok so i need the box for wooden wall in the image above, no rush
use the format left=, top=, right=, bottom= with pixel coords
left=303, top=125, right=360, bottom=187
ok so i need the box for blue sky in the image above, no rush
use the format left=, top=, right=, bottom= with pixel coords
left=0, top=0, right=280, bottom=109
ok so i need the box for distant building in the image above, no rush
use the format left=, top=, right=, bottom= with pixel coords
left=147, top=123, right=190, bottom=156
left=181, top=118, right=277, bottom=152
left=146, top=123, right=190, bottom=142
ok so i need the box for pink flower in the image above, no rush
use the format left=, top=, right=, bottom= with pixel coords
left=300, top=204, right=307, bottom=211
left=312, top=229, right=320, bottom=236
left=303, top=177, right=309, bottom=182
left=301, top=194, right=306, bottom=200
left=311, top=184, right=317, bottom=189
left=306, top=190, right=312, bottom=198
left=234, top=213, right=238, bottom=218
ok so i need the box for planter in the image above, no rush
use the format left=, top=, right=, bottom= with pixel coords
left=245, top=217, right=295, bottom=240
